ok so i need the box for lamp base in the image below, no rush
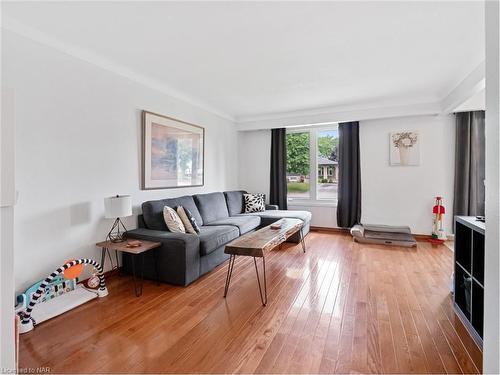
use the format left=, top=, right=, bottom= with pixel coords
left=106, top=218, right=128, bottom=243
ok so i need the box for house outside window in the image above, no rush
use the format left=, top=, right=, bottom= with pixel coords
left=286, top=125, right=338, bottom=203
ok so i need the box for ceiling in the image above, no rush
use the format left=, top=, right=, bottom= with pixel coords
left=2, top=1, right=485, bottom=120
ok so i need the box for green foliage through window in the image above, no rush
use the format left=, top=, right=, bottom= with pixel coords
left=286, top=132, right=310, bottom=176
left=318, top=135, right=339, bottom=161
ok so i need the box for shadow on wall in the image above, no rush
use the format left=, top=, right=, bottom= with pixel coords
left=15, top=201, right=142, bottom=291
left=19, top=201, right=92, bottom=238
left=70, top=202, right=91, bottom=226
left=20, top=201, right=141, bottom=243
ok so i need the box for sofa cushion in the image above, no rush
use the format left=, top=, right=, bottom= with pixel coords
left=237, top=209, right=312, bottom=224
left=224, top=190, right=247, bottom=216
left=205, top=215, right=260, bottom=235
left=142, top=196, right=203, bottom=231
left=198, top=225, right=239, bottom=256
left=194, top=192, right=230, bottom=224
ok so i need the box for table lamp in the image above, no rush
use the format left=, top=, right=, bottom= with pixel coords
left=104, top=195, right=132, bottom=243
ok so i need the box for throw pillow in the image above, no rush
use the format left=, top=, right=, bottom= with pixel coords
left=176, top=206, right=197, bottom=235
left=163, top=206, right=186, bottom=233
left=244, top=193, right=266, bottom=213
left=183, top=207, right=201, bottom=233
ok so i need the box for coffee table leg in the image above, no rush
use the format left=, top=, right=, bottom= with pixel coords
left=224, top=254, right=236, bottom=298
left=300, top=228, right=306, bottom=253
left=253, top=256, right=267, bottom=306
left=131, top=253, right=144, bottom=297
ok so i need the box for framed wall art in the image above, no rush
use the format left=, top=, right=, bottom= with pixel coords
left=142, top=110, right=204, bottom=189
left=390, top=130, right=420, bottom=166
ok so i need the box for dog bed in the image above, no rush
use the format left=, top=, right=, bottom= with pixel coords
left=350, top=224, right=417, bottom=247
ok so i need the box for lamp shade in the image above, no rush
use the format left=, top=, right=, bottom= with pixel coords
left=104, top=195, right=132, bottom=218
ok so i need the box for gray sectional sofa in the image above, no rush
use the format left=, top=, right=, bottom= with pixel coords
left=123, top=190, right=312, bottom=286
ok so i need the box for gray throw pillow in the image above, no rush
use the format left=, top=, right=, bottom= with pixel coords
left=176, top=206, right=197, bottom=235
left=183, top=207, right=201, bottom=233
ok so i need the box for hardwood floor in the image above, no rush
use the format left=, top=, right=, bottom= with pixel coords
left=18, top=232, right=482, bottom=374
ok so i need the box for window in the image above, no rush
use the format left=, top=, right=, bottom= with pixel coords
left=286, top=125, right=338, bottom=202
left=286, top=132, right=310, bottom=199
left=317, top=129, right=338, bottom=200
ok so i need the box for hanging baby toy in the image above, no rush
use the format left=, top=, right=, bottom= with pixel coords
left=431, top=196, right=447, bottom=244
left=17, top=258, right=108, bottom=333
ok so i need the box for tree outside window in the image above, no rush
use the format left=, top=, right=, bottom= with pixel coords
left=286, top=132, right=310, bottom=198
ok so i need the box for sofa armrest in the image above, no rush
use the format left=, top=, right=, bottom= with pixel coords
left=124, top=228, right=201, bottom=286
left=125, top=228, right=198, bottom=244
left=265, top=204, right=279, bottom=210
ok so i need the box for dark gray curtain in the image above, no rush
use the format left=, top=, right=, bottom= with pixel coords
left=336, top=121, right=361, bottom=228
left=453, top=111, right=485, bottom=217
left=270, top=128, right=288, bottom=210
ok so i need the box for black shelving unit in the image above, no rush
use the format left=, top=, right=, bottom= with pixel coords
left=454, top=216, right=484, bottom=348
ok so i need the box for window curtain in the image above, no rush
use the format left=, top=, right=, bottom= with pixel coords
left=453, top=111, right=485, bottom=217
left=269, top=128, right=288, bottom=210
left=336, top=121, right=361, bottom=228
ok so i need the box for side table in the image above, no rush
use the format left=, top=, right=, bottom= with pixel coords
left=95, top=240, right=161, bottom=296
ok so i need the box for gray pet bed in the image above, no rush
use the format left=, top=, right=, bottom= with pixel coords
left=350, top=224, right=417, bottom=247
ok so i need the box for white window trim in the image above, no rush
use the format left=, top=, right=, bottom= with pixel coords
left=286, top=124, right=338, bottom=206
left=288, top=200, right=338, bottom=208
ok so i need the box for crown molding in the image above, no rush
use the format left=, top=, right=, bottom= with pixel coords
left=236, top=61, right=486, bottom=131
left=236, top=101, right=443, bottom=131
left=440, top=61, right=485, bottom=113
left=3, top=15, right=484, bottom=127
left=2, top=16, right=235, bottom=122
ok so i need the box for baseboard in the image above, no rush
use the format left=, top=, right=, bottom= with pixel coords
left=310, top=226, right=349, bottom=233
left=413, top=234, right=432, bottom=241
left=412, top=234, right=448, bottom=243
left=78, top=267, right=121, bottom=285
left=310, top=228, right=448, bottom=244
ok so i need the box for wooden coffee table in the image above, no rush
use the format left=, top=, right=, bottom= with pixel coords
left=96, top=239, right=161, bottom=296
left=223, top=218, right=306, bottom=306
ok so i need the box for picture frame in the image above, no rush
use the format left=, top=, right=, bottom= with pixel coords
left=389, top=130, right=420, bottom=166
left=142, top=110, right=204, bottom=190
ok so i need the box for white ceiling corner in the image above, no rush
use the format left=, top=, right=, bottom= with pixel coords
left=1, top=15, right=235, bottom=122
left=440, top=61, right=486, bottom=113
left=2, top=1, right=485, bottom=123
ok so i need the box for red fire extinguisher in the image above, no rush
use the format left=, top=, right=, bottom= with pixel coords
left=431, top=196, right=447, bottom=244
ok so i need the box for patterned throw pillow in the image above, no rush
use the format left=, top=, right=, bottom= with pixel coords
left=244, top=193, right=266, bottom=213
left=183, top=207, right=201, bottom=234
left=163, top=206, right=186, bottom=233
left=176, top=206, right=197, bottom=235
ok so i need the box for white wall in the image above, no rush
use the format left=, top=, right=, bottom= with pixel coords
left=287, top=204, right=337, bottom=228
left=360, top=115, right=455, bottom=235
left=0, top=90, right=17, bottom=372
left=3, top=31, right=239, bottom=292
left=238, top=114, right=455, bottom=234
left=484, top=1, right=500, bottom=372
left=238, top=130, right=270, bottom=196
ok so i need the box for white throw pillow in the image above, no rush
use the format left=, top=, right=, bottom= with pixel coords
left=163, top=206, right=186, bottom=233
left=244, top=193, right=266, bottom=213
left=176, top=206, right=197, bottom=235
